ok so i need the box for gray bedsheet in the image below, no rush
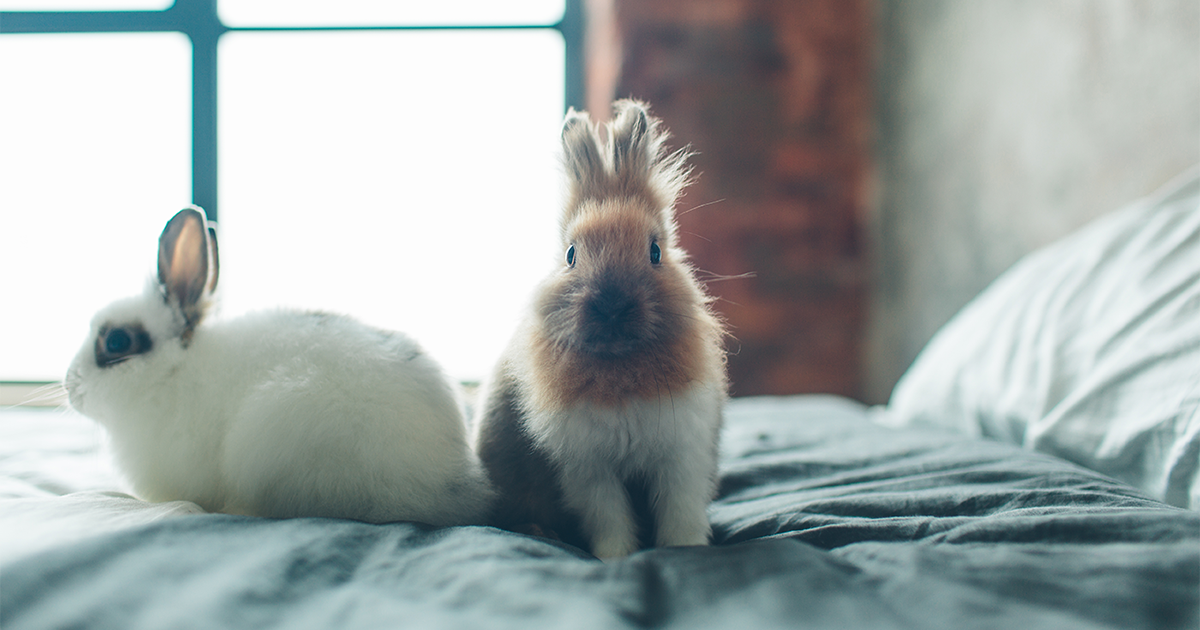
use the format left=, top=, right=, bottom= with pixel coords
left=2, top=396, right=1197, bottom=629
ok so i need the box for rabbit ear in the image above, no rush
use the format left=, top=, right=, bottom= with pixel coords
left=158, top=206, right=214, bottom=331
left=561, top=108, right=607, bottom=219
left=607, top=100, right=692, bottom=217
left=560, top=101, right=693, bottom=232
left=609, top=100, right=652, bottom=177
left=206, top=224, right=220, bottom=294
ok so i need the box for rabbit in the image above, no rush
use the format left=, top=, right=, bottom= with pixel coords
left=64, top=206, right=493, bottom=526
left=473, top=100, right=728, bottom=559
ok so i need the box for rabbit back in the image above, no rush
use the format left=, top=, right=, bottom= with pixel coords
left=211, top=310, right=491, bottom=525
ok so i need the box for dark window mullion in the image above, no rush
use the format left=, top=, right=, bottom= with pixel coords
left=0, top=10, right=173, bottom=33
left=560, top=0, right=584, bottom=112
left=169, top=0, right=226, bottom=220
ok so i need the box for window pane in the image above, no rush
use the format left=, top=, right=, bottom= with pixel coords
left=219, top=0, right=565, bottom=28
left=220, top=30, right=565, bottom=382
left=0, top=33, right=192, bottom=382
left=0, top=0, right=170, bottom=10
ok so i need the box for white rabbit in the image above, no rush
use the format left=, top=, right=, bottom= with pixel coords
left=474, top=101, right=728, bottom=559
left=65, top=206, right=493, bottom=526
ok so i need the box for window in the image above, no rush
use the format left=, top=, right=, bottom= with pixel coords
left=0, top=0, right=579, bottom=389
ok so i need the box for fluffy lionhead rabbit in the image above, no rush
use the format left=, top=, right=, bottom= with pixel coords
left=65, top=206, right=493, bottom=526
left=474, top=100, right=728, bottom=559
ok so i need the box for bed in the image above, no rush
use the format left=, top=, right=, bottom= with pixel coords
left=2, top=168, right=1198, bottom=629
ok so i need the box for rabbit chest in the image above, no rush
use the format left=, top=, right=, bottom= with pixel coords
left=525, top=380, right=723, bottom=475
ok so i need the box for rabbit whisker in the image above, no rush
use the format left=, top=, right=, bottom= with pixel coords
left=5, top=382, right=70, bottom=410
left=695, top=270, right=756, bottom=283
left=678, top=198, right=726, bottom=216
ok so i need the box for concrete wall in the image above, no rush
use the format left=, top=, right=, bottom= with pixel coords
left=868, top=0, right=1200, bottom=402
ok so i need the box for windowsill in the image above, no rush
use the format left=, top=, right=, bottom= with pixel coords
left=0, top=382, right=66, bottom=408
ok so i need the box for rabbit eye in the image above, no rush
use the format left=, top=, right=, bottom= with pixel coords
left=650, top=241, right=662, bottom=265
left=105, top=329, right=132, bottom=354
left=566, top=244, right=576, bottom=267
left=96, top=324, right=152, bottom=367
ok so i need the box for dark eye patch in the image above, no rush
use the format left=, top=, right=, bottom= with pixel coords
left=96, top=324, right=153, bottom=367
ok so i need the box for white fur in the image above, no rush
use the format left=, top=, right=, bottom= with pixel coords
left=524, top=380, right=724, bottom=558
left=66, top=287, right=493, bottom=526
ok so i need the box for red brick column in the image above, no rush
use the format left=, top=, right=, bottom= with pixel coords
left=584, top=0, right=873, bottom=398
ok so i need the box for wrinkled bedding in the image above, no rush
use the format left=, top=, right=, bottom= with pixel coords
left=889, top=167, right=1200, bottom=509
left=1, top=395, right=1197, bottom=629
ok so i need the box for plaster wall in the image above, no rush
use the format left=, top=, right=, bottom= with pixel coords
left=868, top=0, right=1200, bottom=402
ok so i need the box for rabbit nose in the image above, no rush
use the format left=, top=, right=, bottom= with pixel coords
left=588, top=285, right=638, bottom=325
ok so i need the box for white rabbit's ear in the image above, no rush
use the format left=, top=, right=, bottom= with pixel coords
left=158, top=206, right=215, bottom=331
left=206, top=224, right=220, bottom=294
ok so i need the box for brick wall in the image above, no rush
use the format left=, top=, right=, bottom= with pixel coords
left=585, top=0, right=873, bottom=398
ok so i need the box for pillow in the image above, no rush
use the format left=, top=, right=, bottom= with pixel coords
left=886, top=166, right=1200, bottom=510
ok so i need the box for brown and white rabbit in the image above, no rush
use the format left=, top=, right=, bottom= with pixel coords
left=474, top=100, right=728, bottom=559
left=65, top=206, right=494, bottom=526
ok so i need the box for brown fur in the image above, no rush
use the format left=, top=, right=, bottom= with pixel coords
left=525, top=328, right=714, bottom=410
left=525, top=231, right=723, bottom=410
left=524, top=191, right=724, bottom=409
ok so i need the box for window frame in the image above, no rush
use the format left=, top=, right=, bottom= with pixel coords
left=0, top=0, right=582, bottom=399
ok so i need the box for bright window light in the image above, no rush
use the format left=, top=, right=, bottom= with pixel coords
left=0, top=33, right=192, bottom=382
left=218, top=29, right=565, bottom=382
left=218, top=0, right=565, bottom=27
left=0, top=6, right=567, bottom=386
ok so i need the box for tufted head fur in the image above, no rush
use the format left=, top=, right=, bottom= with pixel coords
left=560, top=100, right=693, bottom=247
left=522, top=100, right=725, bottom=410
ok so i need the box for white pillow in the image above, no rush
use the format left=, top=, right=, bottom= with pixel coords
left=886, top=166, right=1200, bottom=510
